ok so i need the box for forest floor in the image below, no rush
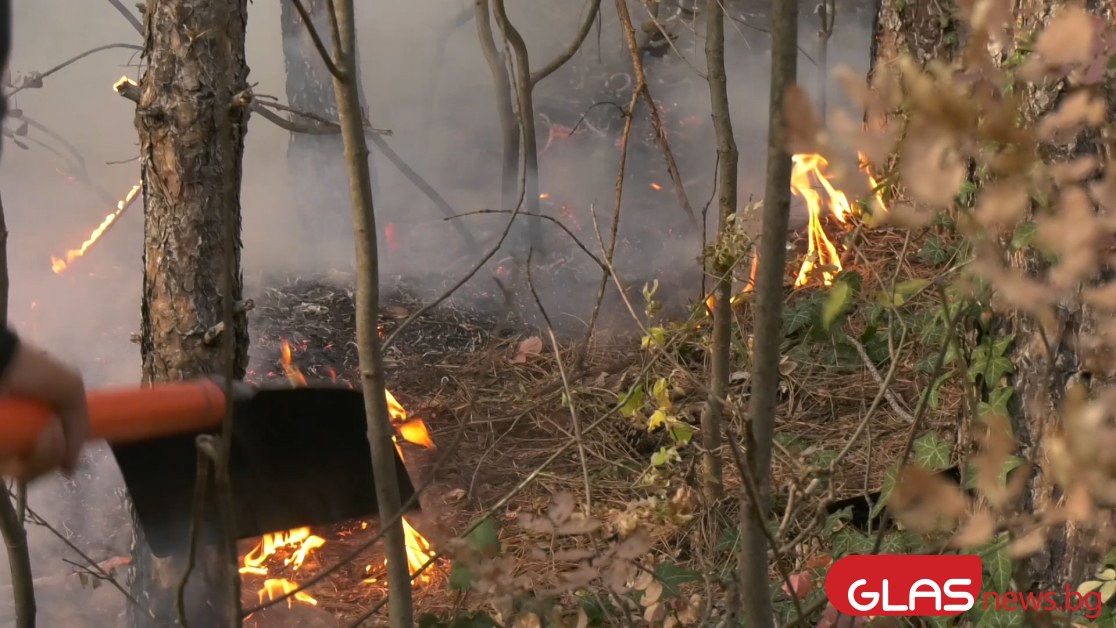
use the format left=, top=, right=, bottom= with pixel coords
left=232, top=205, right=966, bottom=626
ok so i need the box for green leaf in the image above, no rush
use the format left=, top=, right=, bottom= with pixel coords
left=619, top=385, right=644, bottom=417
left=987, top=547, right=1013, bottom=593
left=880, top=278, right=931, bottom=307
left=914, top=432, right=952, bottom=471
left=979, top=387, right=1014, bottom=419
left=822, top=281, right=852, bottom=330
left=449, top=561, right=474, bottom=591
left=1011, top=221, right=1037, bottom=251
left=975, top=609, right=1025, bottom=627
left=466, top=516, right=500, bottom=555
left=832, top=527, right=874, bottom=558
left=417, top=613, right=445, bottom=628
left=870, top=464, right=900, bottom=519
left=651, top=446, right=677, bottom=466
left=716, top=526, right=740, bottom=553
left=654, top=561, right=701, bottom=598
left=651, top=378, right=671, bottom=409
left=670, top=422, right=694, bottom=445
left=642, top=327, right=666, bottom=349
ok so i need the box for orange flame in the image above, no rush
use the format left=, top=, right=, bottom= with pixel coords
left=258, top=578, right=318, bottom=608
left=51, top=182, right=141, bottom=274
left=269, top=338, right=437, bottom=586
left=792, top=154, right=849, bottom=287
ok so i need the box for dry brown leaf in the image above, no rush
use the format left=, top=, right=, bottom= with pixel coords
left=1020, top=7, right=1095, bottom=81
left=1007, top=528, right=1048, bottom=559
left=1037, top=91, right=1105, bottom=142
left=553, top=548, right=596, bottom=563
left=558, top=564, right=599, bottom=590
left=576, top=609, right=590, bottom=628
left=900, top=131, right=966, bottom=206
left=614, top=530, right=652, bottom=560
left=644, top=602, right=667, bottom=624
left=883, top=202, right=936, bottom=229
left=950, top=510, right=997, bottom=549
left=556, top=517, right=602, bottom=536
left=1065, top=480, right=1095, bottom=522
left=959, top=0, right=1011, bottom=45
left=642, top=580, right=664, bottom=606
left=974, top=181, right=1029, bottom=233
left=444, top=487, right=466, bottom=502
left=548, top=492, right=575, bottom=525
left=890, top=466, right=969, bottom=534
left=512, top=612, right=542, bottom=628
left=517, top=513, right=555, bottom=536
left=784, top=83, right=823, bottom=155
left=632, top=569, right=655, bottom=591
left=511, top=336, right=544, bottom=364
left=1052, top=156, right=1100, bottom=185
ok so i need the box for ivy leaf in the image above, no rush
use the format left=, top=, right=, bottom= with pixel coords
left=654, top=561, right=701, bottom=599
left=832, top=527, right=874, bottom=558
left=822, top=281, right=852, bottom=330
left=879, top=278, right=931, bottom=307
left=987, top=547, right=1013, bottom=593
left=914, top=432, right=952, bottom=471
left=870, top=464, right=900, bottom=519
left=619, top=385, right=644, bottom=417
left=670, top=422, right=694, bottom=445
left=1011, top=221, right=1037, bottom=251
left=979, top=387, right=1014, bottom=419
left=975, top=609, right=1025, bottom=627
left=466, top=517, right=500, bottom=555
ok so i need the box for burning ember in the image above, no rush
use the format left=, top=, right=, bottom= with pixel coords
left=51, top=182, right=141, bottom=274
left=242, top=341, right=437, bottom=606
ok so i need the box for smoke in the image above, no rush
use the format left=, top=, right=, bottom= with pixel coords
left=0, top=0, right=875, bottom=623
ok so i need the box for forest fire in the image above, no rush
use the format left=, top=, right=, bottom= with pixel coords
left=50, top=182, right=141, bottom=274
left=242, top=341, right=437, bottom=607
left=791, top=153, right=853, bottom=287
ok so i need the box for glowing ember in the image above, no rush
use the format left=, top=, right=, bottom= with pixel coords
left=650, top=182, right=663, bottom=191
left=258, top=578, right=318, bottom=608
left=791, top=154, right=851, bottom=287
left=539, top=192, right=551, bottom=200
left=385, top=222, right=397, bottom=251
left=51, top=182, right=141, bottom=274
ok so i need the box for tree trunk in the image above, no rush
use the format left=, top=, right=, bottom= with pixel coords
left=871, top=0, right=1115, bottom=594
left=280, top=0, right=357, bottom=254
left=0, top=192, right=33, bottom=628
left=128, top=1, right=250, bottom=625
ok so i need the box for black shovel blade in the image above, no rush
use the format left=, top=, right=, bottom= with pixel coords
left=110, top=387, right=419, bottom=558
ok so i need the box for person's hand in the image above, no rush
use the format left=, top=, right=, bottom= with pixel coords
left=0, top=343, right=88, bottom=480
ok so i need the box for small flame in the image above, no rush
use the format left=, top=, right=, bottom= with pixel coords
left=279, top=340, right=308, bottom=387
left=791, top=154, right=848, bottom=287
left=385, top=222, right=397, bottom=251
left=399, top=518, right=435, bottom=585
left=397, top=419, right=435, bottom=449
left=539, top=192, right=550, bottom=200
left=650, top=182, right=663, bottom=191
left=51, top=182, right=141, bottom=274
left=258, top=578, right=318, bottom=608
left=113, top=75, right=137, bottom=92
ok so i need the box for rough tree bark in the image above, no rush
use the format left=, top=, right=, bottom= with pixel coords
left=700, top=0, right=735, bottom=502
left=738, top=1, right=797, bottom=626
left=128, top=1, right=250, bottom=625
left=318, top=1, right=415, bottom=625
left=871, top=0, right=1114, bottom=594
left=0, top=191, right=33, bottom=628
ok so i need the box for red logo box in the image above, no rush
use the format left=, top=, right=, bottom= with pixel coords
left=825, top=555, right=983, bottom=616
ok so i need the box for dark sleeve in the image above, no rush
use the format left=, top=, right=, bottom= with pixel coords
left=0, top=326, right=19, bottom=381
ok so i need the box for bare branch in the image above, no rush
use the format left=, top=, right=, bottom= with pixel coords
left=5, top=44, right=143, bottom=97
left=289, top=0, right=346, bottom=81
left=105, top=0, right=143, bottom=34
left=529, top=0, right=602, bottom=87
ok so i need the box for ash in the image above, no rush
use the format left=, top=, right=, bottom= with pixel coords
left=247, top=274, right=516, bottom=380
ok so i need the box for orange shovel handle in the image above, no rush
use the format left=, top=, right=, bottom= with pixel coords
left=0, top=379, right=228, bottom=457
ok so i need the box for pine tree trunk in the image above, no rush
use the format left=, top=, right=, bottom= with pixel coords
left=128, top=0, right=250, bottom=625
left=872, top=0, right=1115, bottom=593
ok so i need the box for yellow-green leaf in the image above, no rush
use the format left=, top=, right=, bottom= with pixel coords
left=1102, top=580, right=1116, bottom=604
left=822, top=281, right=852, bottom=330
left=620, top=386, right=644, bottom=417
left=648, top=409, right=669, bottom=432
left=652, top=378, right=672, bottom=409
left=670, top=423, right=694, bottom=445
left=1078, top=580, right=1103, bottom=596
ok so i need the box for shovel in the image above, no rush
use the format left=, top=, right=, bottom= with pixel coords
left=0, top=378, right=419, bottom=557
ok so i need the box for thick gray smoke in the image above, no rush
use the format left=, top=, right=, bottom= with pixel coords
left=0, top=0, right=874, bottom=624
